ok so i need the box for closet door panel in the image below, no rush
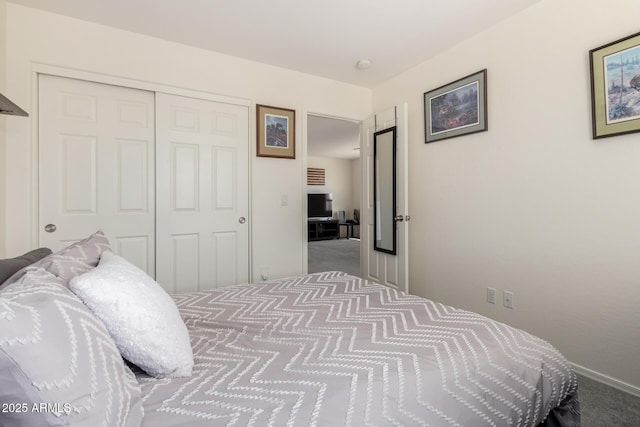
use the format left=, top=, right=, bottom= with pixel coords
left=156, top=93, right=249, bottom=293
left=39, top=74, right=156, bottom=275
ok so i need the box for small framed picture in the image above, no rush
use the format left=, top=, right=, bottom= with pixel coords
left=424, top=69, right=487, bottom=143
left=589, top=31, right=640, bottom=139
left=256, top=104, right=295, bottom=159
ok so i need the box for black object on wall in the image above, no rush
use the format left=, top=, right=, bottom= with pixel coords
left=0, top=93, right=28, bottom=117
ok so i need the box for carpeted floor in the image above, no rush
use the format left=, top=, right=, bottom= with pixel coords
left=577, top=373, right=640, bottom=426
left=307, top=239, right=640, bottom=425
left=308, top=238, right=361, bottom=278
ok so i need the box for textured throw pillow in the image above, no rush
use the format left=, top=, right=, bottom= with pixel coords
left=31, top=230, right=111, bottom=285
left=70, top=252, right=194, bottom=378
left=0, top=268, right=144, bottom=427
left=0, top=247, right=52, bottom=287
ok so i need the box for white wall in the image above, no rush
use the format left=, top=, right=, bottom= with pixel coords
left=3, top=4, right=371, bottom=280
left=373, top=0, right=640, bottom=392
left=0, top=0, right=6, bottom=257
left=307, top=156, right=355, bottom=220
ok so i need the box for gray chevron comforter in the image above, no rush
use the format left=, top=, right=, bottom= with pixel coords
left=137, top=271, right=580, bottom=426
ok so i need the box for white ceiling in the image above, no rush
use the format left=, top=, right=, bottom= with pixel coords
left=308, top=116, right=361, bottom=160
left=8, top=0, right=540, bottom=88
left=7, top=0, right=540, bottom=159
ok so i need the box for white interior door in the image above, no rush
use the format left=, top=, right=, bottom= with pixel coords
left=38, top=74, right=156, bottom=275
left=155, top=93, right=249, bottom=293
left=361, top=104, right=409, bottom=292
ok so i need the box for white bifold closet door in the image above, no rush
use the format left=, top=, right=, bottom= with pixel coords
left=155, top=93, right=249, bottom=293
left=38, top=74, right=156, bottom=275
left=39, top=76, right=250, bottom=292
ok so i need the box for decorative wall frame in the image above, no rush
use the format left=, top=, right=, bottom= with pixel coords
left=589, top=31, right=640, bottom=139
left=424, top=69, right=487, bottom=143
left=256, top=104, right=296, bottom=158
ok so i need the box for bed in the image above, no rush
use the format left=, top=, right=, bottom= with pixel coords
left=0, top=232, right=580, bottom=427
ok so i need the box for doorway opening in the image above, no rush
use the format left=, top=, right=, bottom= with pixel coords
left=306, top=114, right=362, bottom=277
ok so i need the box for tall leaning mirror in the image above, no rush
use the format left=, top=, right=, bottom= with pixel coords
left=373, top=126, right=397, bottom=254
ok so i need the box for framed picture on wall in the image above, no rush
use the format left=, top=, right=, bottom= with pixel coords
left=424, top=69, right=487, bottom=143
left=256, top=104, right=296, bottom=158
left=589, top=31, right=640, bottom=139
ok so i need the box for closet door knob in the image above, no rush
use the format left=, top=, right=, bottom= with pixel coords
left=238, top=217, right=246, bottom=224
left=44, top=224, right=57, bottom=233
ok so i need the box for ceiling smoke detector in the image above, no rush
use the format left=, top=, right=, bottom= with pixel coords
left=356, top=59, right=372, bottom=70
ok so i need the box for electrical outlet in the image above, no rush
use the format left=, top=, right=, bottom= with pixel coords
left=503, top=291, right=514, bottom=309
left=487, top=287, right=496, bottom=304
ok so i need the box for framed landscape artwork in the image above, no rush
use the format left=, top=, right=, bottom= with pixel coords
left=590, top=31, right=640, bottom=139
left=256, top=104, right=295, bottom=158
left=424, top=69, right=487, bottom=143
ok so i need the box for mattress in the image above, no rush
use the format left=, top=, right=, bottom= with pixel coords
left=137, top=271, right=579, bottom=426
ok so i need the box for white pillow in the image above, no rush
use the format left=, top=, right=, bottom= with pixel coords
left=70, top=252, right=193, bottom=378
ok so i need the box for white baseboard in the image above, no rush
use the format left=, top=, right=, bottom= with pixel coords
left=571, top=362, right=640, bottom=398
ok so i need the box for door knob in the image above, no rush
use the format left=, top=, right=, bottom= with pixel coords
left=238, top=217, right=246, bottom=224
left=44, top=224, right=57, bottom=233
left=394, top=215, right=404, bottom=222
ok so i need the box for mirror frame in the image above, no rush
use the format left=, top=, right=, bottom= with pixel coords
left=373, top=126, right=397, bottom=255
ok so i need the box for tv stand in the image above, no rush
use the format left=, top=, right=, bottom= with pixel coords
left=308, top=219, right=339, bottom=241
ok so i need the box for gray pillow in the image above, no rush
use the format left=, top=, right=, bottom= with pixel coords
left=0, top=247, right=52, bottom=287
left=3, top=230, right=111, bottom=288
left=0, top=268, right=144, bottom=427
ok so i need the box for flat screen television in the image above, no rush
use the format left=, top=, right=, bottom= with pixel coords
left=308, top=193, right=333, bottom=220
